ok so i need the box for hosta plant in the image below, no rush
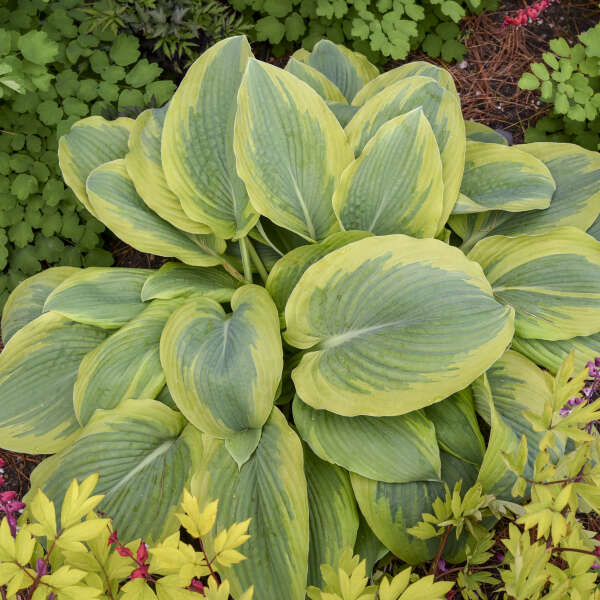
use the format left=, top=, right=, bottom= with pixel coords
left=1, top=36, right=600, bottom=599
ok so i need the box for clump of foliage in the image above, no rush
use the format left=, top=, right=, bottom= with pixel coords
left=519, top=22, right=600, bottom=151
left=228, top=0, right=499, bottom=63
left=0, top=0, right=176, bottom=309
left=1, top=35, right=600, bottom=600
left=0, top=474, right=254, bottom=599
left=311, top=354, right=600, bottom=599
left=84, top=0, right=252, bottom=73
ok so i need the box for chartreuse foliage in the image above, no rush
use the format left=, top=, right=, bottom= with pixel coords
left=520, top=21, right=600, bottom=151
left=228, top=0, right=499, bottom=64
left=1, top=35, right=600, bottom=598
left=0, top=0, right=176, bottom=309
left=0, top=474, right=254, bottom=599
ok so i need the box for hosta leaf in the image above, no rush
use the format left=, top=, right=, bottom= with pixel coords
left=125, top=108, right=211, bottom=235
left=304, top=444, right=359, bottom=587
left=475, top=352, right=560, bottom=498
left=351, top=451, right=476, bottom=565
left=44, top=267, right=149, bottom=329
left=453, top=142, right=555, bottom=214
left=465, top=121, right=509, bottom=145
left=326, top=101, right=360, bottom=127
left=58, top=115, right=133, bottom=216
left=192, top=407, right=309, bottom=600
left=304, top=40, right=378, bottom=102
left=424, top=389, right=485, bottom=466
left=354, top=514, right=388, bottom=578
left=234, top=59, right=353, bottom=242
left=160, top=285, right=282, bottom=438
left=285, top=58, right=346, bottom=102
left=469, top=228, right=600, bottom=340
left=266, top=230, right=371, bottom=313
left=345, top=76, right=465, bottom=231
left=162, top=36, right=257, bottom=239
left=587, top=213, right=600, bottom=241
left=352, top=61, right=457, bottom=106
left=1, top=266, right=77, bottom=343
left=74, top=300, right=181, bottom=426
left=86, top=160, right=227, bottom=266
left=27, top=400, right=202, bottom=543
left=450, top=142, right=600, bottom=250
left=0, top=313, right=107, bottom=453
left=512, top=333, right=600, bottom=375
left=333, top=108, right=443, bottom=237
left=141, top=263, right=241, bottom=302
left=293, top=395, right=440, bottom=483
left=284, top=235, right=514, bottom=417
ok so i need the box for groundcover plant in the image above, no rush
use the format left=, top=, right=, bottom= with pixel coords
left=1, top=36, right=600, bottom=599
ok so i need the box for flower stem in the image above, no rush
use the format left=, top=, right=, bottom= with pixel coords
left=431, top=526, right=452, bottom=576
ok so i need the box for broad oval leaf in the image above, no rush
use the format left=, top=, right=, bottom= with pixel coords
left=26, top=400, right=203, bottom=543
left=234, top=59, right=354, bottom=242
left=44, top=267, right=149, bottom=329
left=304, top=444, right=359, bottom=587
left=424, top=389, right=485, bottom=467
left=450, top=142, right=600, bottom=250
left=58, top=115, right=133, bottom=216
left=2, top=266, right=78, bottom=343
left=74, top=300, right=181, bottom=426
left=191, top=407, right=309, bottom=600
left=326, top=101, right=360, bottom=127
left=512, top=333, right=600, bottom=375
left=160, top=285, right=282, bottom=437
left=141, top=263, right=241, bottom=302
left=293, top=395, right=441, bottom=483
left=125, top=107, right=211, bottom=234
left=352, top=61, right=457, bottom=105
left=351, top=451, right=477, bottom=565
left=475, top=352, right=561, bottom=498
left=345, top=76, right=465, bottom=230
left=454, top=141, right=555, bottom=214
left=0, top=313, right=107, bottom=453
left=87, top=160, right=227, bottom=266
left=588, top=213, right=600, bottom=241
left=305, top=39, right=379, bottom=102
left=162, top=36, right=257, bottom=239
left=284, top=235, right=514, bottom=417
left=465, top=121, right=509, bottom=145
left=469, top=228, right=600, bottom=340
left=266, top=230, right=371, bottom=313
left=285, top=57, right=346, bottom=102
left=333, top=108, right=443, bottom=237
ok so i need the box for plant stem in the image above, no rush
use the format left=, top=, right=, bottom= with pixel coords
left=1, top=584, right=7, bottom=600
left=430, top=526, right=452, bottom=576
left=219, top=256, right=246, bottom=283
left=245, top=237, right=268, bottom=283
left=199, top=539, right=220, bottom=585
left=239, top=237, right=253, bottom=283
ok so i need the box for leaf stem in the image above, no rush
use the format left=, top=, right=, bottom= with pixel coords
left=239, top=237, right=253, bottom=284
left=199, top=538, right=220, bottom=586
left=245, top=237, right=268, bottom=284
left=431, top=526, right=452, bottom=576
left=255, top=221, right=284, bottom=257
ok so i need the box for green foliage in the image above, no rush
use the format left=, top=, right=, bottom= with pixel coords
left=2, top=36, right=600, bottom=599
left=228, top=0, right=499, bottom=63
left=0, top=0, right=177, bottom=309
left=520, top=22, right=600, bottom=151
left=84, top=0, right=252, bottom=72
left=0, top=475, right=253, bottom=599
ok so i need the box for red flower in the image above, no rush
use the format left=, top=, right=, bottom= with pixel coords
left=107, top=530, right=118, bottom=546
left=189, top=578, right=205, bottom=593
left=116, top=546, right=134, bottom=559
left=130, top=565, right=150, bottom=580
left=136, top=541, right=148, bottom=565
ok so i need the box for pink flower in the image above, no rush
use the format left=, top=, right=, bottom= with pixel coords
left=136, top=541, right=148, bottom=565
left=130, top=565, right=149, bottom=580
left=189, top=578, right=205, bottom=593
left=107, top=530, right=118, bottom=546
left=503, top=0, right=556, bottom=28
left=116, top=546, right=134, bottom=559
